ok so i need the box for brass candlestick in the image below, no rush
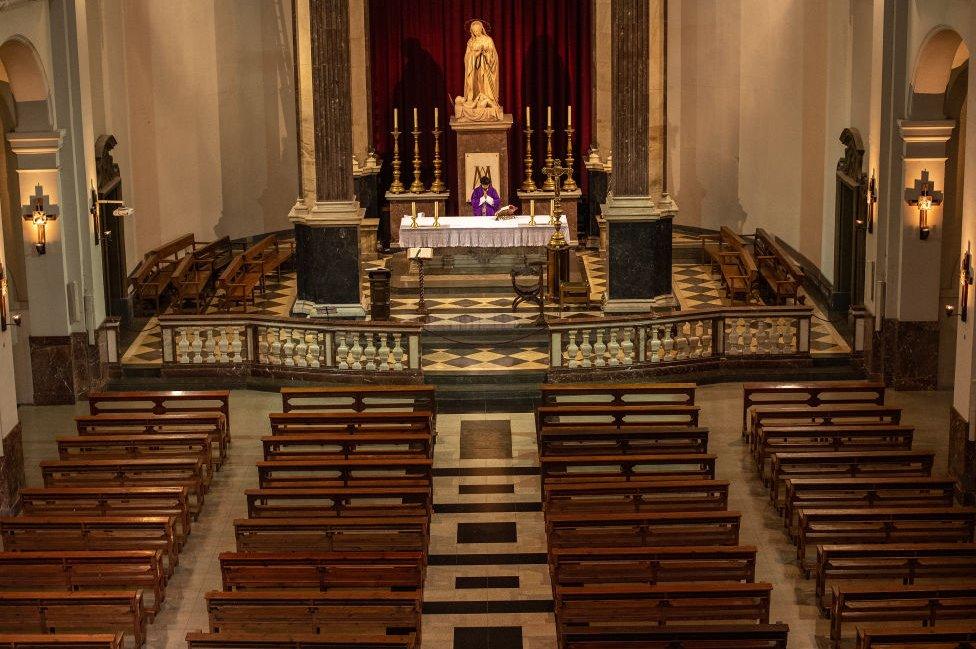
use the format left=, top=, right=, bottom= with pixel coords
left=430, top=126, right=446, bottom=193
left=521, top=124, right=536, bottom=192
left=390, top=125, right=405, bottom=194
left=409, top=124, right=425, bottom=193
left=542, top=160, right=572, bottom=248
left=562, top=123, right=578, bottom=192
left=541, top=125, right=556, bottom=191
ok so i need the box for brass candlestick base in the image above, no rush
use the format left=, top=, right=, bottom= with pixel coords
left=432, top=212, right=441, bottom=228
left=562, top=124, right=578, bottom=192
left=521, top=125, right=536, bottom=192
left=410, top=212, right=419, bottom=228
left=409, top=126, right=425, bottom=194
left=390, top=127, right=405, bottom=194
left=541, top=126, right=556, bottom=191
left=429, top=127, right=446, bottom=193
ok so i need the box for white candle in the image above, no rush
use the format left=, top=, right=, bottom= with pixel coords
left=547, top=106, right=552, bottom=128
left=526, top=105, right=531, bottom=127
left=411, top=201, right=416, bottom=217
left=434, top=201, right=439, bottom=218
left=530, top=200, right=535, bottom=217
left=434, top=106, right=439, bottom=128
left=413, top=107, right=418, bottom=128
left=568, top=105, right=572, bottom=127
left=394, top=108, right=398, bottom=129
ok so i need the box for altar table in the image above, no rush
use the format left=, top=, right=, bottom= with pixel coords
left=398, top=215, right=571, bottom=249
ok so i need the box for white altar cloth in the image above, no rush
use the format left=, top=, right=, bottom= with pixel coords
left=398, top=215, right=570, bottom=248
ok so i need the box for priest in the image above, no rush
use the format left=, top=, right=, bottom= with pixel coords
left=470, top=176, right=502, bottom=216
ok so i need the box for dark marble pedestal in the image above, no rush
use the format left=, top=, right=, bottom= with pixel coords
left=605, top=217, right=673, bottom=311
left=292, top=223, right=364, bottom=317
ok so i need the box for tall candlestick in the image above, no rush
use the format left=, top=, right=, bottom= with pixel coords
left=521, top=110, right=537, bottom=192
left=562, top=119, right=578, bottom=192
left=547, top=105, right=552, bottom=128
left=389, top=118, right=405, bottom=194
left=409, top=114, right=424, bottom=193
left=541, top=121, right=556, bottom=191
left=430, top=119, right=446, bottom=193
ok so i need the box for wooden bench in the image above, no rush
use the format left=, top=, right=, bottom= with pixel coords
left=0, top=551, right=165, bottom=617
left=561, top=624, right=790, bottom=649
left=815, top=543, right=976, bottom=613
left=75, top=414, right=228, bottom=469
left=218, top=551, right=425, bottom=591
left=56, top=434, right=213, bottom=485
left=0, top=634, right=125, bottom=649
left=768, top=451, right=935, bottom=508
left=539, top=383, right=697, bottom=407
left=556, top=582, right=773, bottom=635
left=171, top=236, right=234, bottom=313
left=261, top=433, right=433, bottom=461
left=701, top=227, right=759, bottom=305
left=540, top=453, right=717, bottom=494
left=794, top=507, right=976, bottom=572
left=243, top=235, right=294, bottom=285
left=831, top=583, right=976, bottom=648
left=280, top=386, right=436, bottom=416
left=87, top=390, right=231, bottom=442
left=0, top=591, right=146, bottom=648
left=185, top=633, right=417, bottom=649
left=128, top=233, right=196, bottom=314
left=17, top=487, right=191, bottom=544
left=538, top=426, right=709, bottom=456
left=550, top=545, right=758, bottom=589
left=543, top=479, right=730, bottom=515
left=558, top=250, right=591, bottom=312
left=546, top=511, right=742, bottom=549
left=244, top=487, right=432, bottom=519
left=754, top=228, right=805, bottom=305
left=753, top=425, right=914, bottom=482
left=40, top=458, right=207, bottom=517
left=783, top=478, right=959, bottom=537
left=255, top=459, right=433, bottom=490
left=742, top=380, right=886, bottom=437
left=233, top=517, right=429, bottom=553
left=216, top=254, right=263, bottom=312
left=268, top=412, right=433, bottom=437
left=749, top=404, right=902, bottom=445
left=855, top=626, right=976, bottom=649
left=0, top=516, right=179, bottom=577
left=536, top=404, right=701, bottom=438
left=204, top=589, right=420, bottom=640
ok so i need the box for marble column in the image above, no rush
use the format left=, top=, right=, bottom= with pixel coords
left=601, top=0, right=677, bottom=314
left=290, top=0, right=366, bottom=318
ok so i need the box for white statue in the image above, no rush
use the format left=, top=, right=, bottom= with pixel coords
left=455, top=19, right=503, bottom=122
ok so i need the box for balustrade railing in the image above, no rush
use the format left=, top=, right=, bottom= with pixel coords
left=157, top=314, right=422, bottom=375
left=548, top=306, right=812, bottom=371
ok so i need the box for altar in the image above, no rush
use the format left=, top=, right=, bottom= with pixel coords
left=398, top=215, right=570, bottom=249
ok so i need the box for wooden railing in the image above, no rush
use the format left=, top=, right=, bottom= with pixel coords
left=547, top=306, right=813, bottom=371
left=157, top=314, right=423, bottom=377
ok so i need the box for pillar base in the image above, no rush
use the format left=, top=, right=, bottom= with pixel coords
left=603, top=293, right=678, bottom=315
left=291, top=201, right=365, bottom=314
left=601, top=194, right=677, bottom=305
left=292, top=299, right=366, bottom=319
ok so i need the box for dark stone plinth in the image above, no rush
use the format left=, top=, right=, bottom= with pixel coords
left=369, top=267, right=392, bottom=321
left=29, top=336, right=75, bottom=405
left=878, top=318, right=939, bottom=390
left=0, top=423, right=23, bottom=515
left=607, top=218, right=672, bottom=300
left=586, top=169, right=609, bottom=240
left=355, top=171, right=381, bottom=219
left=294, top=224, right=360, bottom=306
left=949, top=405, right=975, bottom=503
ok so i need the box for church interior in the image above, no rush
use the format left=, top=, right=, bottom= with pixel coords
left=0, top=0, right=975, bottom=647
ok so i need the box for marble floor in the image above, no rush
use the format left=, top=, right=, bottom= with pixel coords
left=16, top=383, right=953, bottom=649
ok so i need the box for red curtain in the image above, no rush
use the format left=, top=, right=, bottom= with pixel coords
left=368, top=0, right=592, bottom=214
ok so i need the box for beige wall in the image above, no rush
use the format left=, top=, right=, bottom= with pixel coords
left=86, top=0, right=298, bottom=268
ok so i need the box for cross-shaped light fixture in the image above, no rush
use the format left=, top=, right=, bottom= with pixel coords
left=904, top=169, right=943, bottom=240
left=21, top=184, right=59, bottom=255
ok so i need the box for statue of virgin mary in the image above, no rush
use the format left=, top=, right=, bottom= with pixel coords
left=455, top=19, right=504, bottom=121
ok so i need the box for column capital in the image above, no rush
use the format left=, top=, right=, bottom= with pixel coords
left=6, top=131, right=65, bottom=170
left=899, top=120, right=954, bottom=160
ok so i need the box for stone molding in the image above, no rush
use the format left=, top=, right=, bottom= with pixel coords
left=600, top=193, right=678, bottom=222
left=289, top=200, right=364, bottom=227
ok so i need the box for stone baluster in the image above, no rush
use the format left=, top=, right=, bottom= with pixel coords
left=674, top=323, right=689, bottom=360
left=282, top=328, right=295, bottom=366
left=743, top=319, right=754, bottom=355
left=662, top=325, right=674, bottom=361
left=257, top=327, right=269, bottom=364
left=650, top=325, right=661, bottom=362
left=230, top=328, right=244, bottom=363
left=176, top=329, right=190, bottom=364
left=349, top=332, right=364, bottom=370
left=593, top=330, right=607, bottom=367
left=202, top=330, right=215, bottom=363
left=216, top=328, right=230, bottom=363
left=378, top=333, right=390, bottom=371
left=336, top=331, right=349, bottom=369
left=364, top=333, right=377, bottom=371
left=688, top=321, right=701, bottom=358
left=754, top=319, right=768, bottom=353
left=294, top=329, right=308, bottom=367
left=566, top=330, right=579, bottom=368
left=392, top=333, right=404, bottom=371
left=621, top=328, right=635, bottom=364
left=607, top=329, right=621, bottom=366
left=266, top=328, right=280, bottom=364
left=580, top=330, right=593, bottom=368
left=307, top=331, right=322, bottom=367
left=783, top=318, right=796, bottom=352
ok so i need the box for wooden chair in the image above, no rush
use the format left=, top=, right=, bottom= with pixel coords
left=558, top=252, right=590, bottom=314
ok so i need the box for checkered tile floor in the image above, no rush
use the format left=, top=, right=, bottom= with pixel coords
left=423, top=346, right=549, bottom=372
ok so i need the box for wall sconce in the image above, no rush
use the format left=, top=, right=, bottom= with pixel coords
left=20, top=185, right=59, bottom=255
left=866, top=171, right=877, bottom=234
left=905, top=169, right=943, bottom=240
left=89, top=181, right=134, bottom=246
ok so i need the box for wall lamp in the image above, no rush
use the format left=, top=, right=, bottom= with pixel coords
left=89, top=183, right=134, bottom=246
left=21, top=185, right=59, bottom=255
left=905, top=169, right=942, bottom=241
left=948, top=242, right=975, bottom=321
left=865, top=170, right=877, bottom=234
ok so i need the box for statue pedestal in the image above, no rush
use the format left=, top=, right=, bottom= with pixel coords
left=450, top=115, right=513, bottom=215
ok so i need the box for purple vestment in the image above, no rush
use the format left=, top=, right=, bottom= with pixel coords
left=470, top=186, right=502, bottom=216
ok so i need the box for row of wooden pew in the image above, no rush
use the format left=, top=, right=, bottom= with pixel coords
left=183, top=385, right=437, bottom=649
left=0, top=390, right=232, bottom=648
left=743, top=380, right=976, bottom=648
left=701, top=227, right=805, bottom=306
left=536, top=382, right=789, bottom=649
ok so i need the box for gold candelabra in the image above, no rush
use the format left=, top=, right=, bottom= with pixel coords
left=541, top=160, right=572, bottom=248
left=409, top=122, right=425, bottom=194
left=562, top=123, right=578, bottom=192
left=541, top=124, right=556, bottom=191
left=390, top=123, right=405, bottom=194
left=521, top=123, right=536, bottom=192
left=430, top=125, right=446, bottom=193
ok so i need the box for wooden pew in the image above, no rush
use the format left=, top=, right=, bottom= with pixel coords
left=540, top=453, right=717, bottom=494
left=831, top=584, right=976, bottom=648
left=87, top=390, right=231, bottom=442
left=794, top=507, right=976, bottom=572
left=550, top=545, right=758, bottom=589
left=204, top=590, right=421, bottom=640
left=815, top=543, right=976, bottom=613
left=546, top=511, right=742, bottom=549
left=40, top=458, right=207, bottom=517
left=171, top=236, right=233, bottom=313
left=0, top=551, right=165, bottom=617
left=855, top=626, right=976, bottom=649
left=538, top=426, right=709, bottom=456
left=0, top=634, right=125, bottom=649
left=185, top=633, right=417, bottom=649
left=0, top=591, right=146, bottom=648
left=244, top=487, right=432, bottom=519
left=17, top=487, right=191, bottom=544
left=280, top=386, right=436, bottom=416
left=255, top=458, right=433, bottom=489
left=267, top=412, right=432, bottom=437
left=753, top=425, right=914, bottom=482
left=749, top=404, right=900, bottom=446
left=0, top=516, right=179, bottom=577
left=242, top=235, right=294, bottom=287
left=556, top=582, right=773, bottom=636
left=768, top=451, right=935, bottom=508
left=128, top=233, right=196, bottom=315
left=233, top=517, right=429, bottom=553
left=536, top=404, right=701, bottom=439
left=701, top=227, right=759, bottom=305
left=783, top=478, right=959, bottom=537
left=539, top=383, right=697, bottom=407
left=216, top=254, right=263, bottom=312
left=218, top=551, right=425, bottom=591
left=754, top=228, right=805, bottom=305
left=261, top=433, right=432, bottom=461
left=561, top=624, right=790, bottom=649
left=56, top=434, right=213, bottom=485
left=75, top=413, right=228, bottom=469
left=742, top=380, right=886, bottom=437
left=543, top=479, right=730, bottom=515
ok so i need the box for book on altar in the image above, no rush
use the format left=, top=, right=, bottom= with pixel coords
left=493, top=205, right=518, bottom=220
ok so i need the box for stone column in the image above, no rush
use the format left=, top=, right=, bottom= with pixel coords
left=290, top=0, right=366, bottom=318
left=601, top=0, right=677, bottom=313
